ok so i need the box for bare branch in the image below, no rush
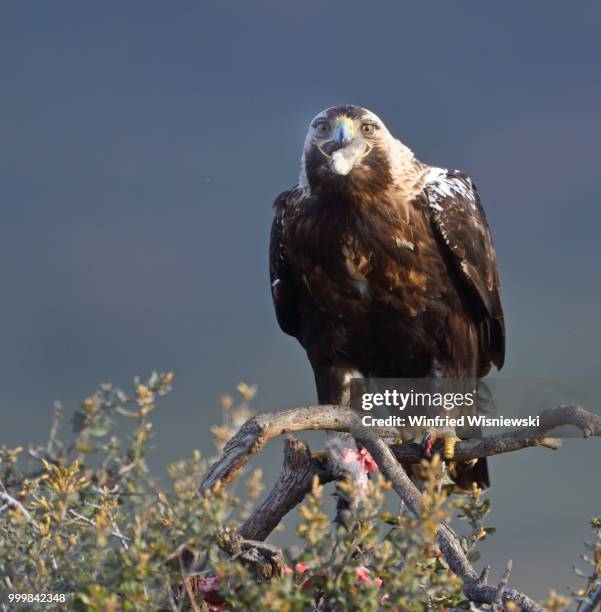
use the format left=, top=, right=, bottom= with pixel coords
left=199, top=405, right=366, bottom=494
left=493, top=560, right=513, bottom=610
left=237, top=436, right=343, bottom=541
left=198, top=403, right=600, bottom=611
left=358, top=436, right=544, bottom=612
left=0, top=479, right=32, bottom=523
left=199, top=403, right=599, bottom=495
left=219, top=532, right=286, bottom=580
left=69, top=509, right=130, bottom=549
left=390, top=434, right=561, bottom=464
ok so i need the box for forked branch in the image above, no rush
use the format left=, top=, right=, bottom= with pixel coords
left=199, top=404, right=600, bottom=611
left=237, top=436, right=344, bottom=541
left=199, top=404, right=598, bottom=495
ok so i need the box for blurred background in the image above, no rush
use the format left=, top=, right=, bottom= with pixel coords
left=1, top=0, right=600, bottom=598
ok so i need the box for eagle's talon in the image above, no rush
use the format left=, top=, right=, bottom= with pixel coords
left=443, top=436, right=460, bottom=460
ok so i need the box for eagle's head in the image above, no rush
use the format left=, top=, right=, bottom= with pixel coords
left=300, top=105, right=405, bottom=199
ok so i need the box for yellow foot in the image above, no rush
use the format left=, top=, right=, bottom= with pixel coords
left=443, top=436, right=461, bottom=460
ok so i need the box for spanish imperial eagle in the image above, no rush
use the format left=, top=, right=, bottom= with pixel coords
left=269, top=105, right=505, bottom=488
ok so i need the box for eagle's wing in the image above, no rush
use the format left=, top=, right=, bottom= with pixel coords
left=425, top=169, right=505, bottom=371
left=269, top=190, right=301, bottom=340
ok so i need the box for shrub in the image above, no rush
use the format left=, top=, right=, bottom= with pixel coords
left=0, top=373, right=595, bottom=610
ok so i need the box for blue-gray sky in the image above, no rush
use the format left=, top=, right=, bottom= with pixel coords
left=1, top=0, right=600, bottom=598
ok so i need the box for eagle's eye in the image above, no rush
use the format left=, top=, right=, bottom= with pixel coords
left=314, top=121, right=331, bottom=138
left=360, top=122, right=377, bottom=137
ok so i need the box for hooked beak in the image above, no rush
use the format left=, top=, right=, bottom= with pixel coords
left=334, top=117, right=354, bottom=147
left=317, top=116, right=371, bottom=175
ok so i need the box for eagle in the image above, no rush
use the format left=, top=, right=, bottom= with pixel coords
left=269, top=105, right=505, bottom=489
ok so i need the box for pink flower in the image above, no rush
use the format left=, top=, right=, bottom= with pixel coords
left=355, top=566, right=383, bottom=587
left=295, top=562, right=308, bottom=574
left=355, top=565, right=371, bottom=583
left=283, top=564, right=293, bottom=575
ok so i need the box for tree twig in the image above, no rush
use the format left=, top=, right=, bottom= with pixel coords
left=0, top=478, right=32, bottom=523
left=581, top=580, right=601, bottom=612
left=69, top=509, right=130, bottom=549
left=492, top=560, right=513, bottom=610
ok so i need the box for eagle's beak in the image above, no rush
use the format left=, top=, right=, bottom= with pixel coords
left=317, top=116, right=370, bottom=175
left=334, top=117, right=354, bottom=147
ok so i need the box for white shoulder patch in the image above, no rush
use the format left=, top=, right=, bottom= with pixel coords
left=426, top=167, right=478, bottom=211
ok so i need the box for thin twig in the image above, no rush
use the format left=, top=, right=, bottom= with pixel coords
left=68, top=509, right=130, bottom=549
left=493, top=560, right=513, bottom=610
left=0, top=479, right=32, bottom=522
left=582, top=580, right=601, bottom=612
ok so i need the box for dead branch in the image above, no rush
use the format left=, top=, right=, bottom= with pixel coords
left=0, top=478, right=32, bottom=523
left=493, top=560, right=513, bottom=610
left=358, top=436, right=544, bottom=611
left=198, top=404, right=600, bottom=611
left=69, top=509, right=130, bottom=549
left=199, top=405, right=366, bottom=494
left=218, top=531, right=286, bottom=580
left=238, top=436, right=344, bottom=541
left=199, top=404, right=600, bottom=495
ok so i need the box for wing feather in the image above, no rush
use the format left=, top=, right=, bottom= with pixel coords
left=426, top=169, right=505, bottom=370
left=269, top=190, right=301, bottom=339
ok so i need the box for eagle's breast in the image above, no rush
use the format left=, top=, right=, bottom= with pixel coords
left=285, top=191, right=451, bottom=327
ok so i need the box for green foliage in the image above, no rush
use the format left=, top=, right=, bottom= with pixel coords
left=0, top=372, right=236, bottom=610
left=0, top=372, right=590, bottom=611
left=570, top=517, right=601, bottom=610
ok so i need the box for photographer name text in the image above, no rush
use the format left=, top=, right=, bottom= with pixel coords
left=361, top=414, right=541, bottom=428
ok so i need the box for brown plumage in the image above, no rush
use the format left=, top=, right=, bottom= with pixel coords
left=269, top=105, right=505, bottom=489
